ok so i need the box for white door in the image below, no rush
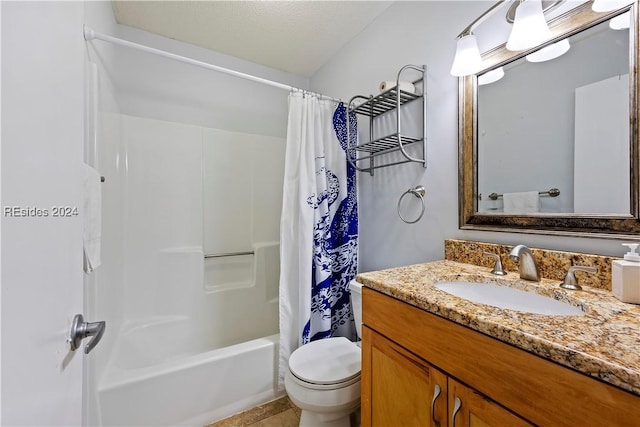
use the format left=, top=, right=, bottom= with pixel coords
left=2, top=2, right=88, bottom=425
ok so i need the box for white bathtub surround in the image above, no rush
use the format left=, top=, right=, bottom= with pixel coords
left=203, top=128, right=285, bottom=256
left=95, top=114, right=284, bottom=425
left=156, top=247, right=204, bottom=316
left=279, top=93, right=359, bottom=389
left=203, top=243, right=280, bottom=349
left=205, top=253, right=255, bottom=292
left=83, top=162, right=103, bottom=273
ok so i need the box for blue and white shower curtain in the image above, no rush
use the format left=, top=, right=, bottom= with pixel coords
left=278, top=91, right=358, bottom=389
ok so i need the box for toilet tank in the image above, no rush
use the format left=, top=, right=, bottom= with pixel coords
left=349, top=280, right=363, bottom=339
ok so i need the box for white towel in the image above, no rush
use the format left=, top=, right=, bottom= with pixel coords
left=83, top=163, right=102, bottom=273
left=503, top=191, right=540, bottom=214
left=379, top=80, right=415, bottom=94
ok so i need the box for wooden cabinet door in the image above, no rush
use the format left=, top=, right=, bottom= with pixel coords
left=448, top=378, right=533, bottom=427
left=362, top=326, right=448, bottom=427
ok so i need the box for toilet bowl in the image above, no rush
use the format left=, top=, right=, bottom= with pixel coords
left=285, top=280, right=363, bottom=427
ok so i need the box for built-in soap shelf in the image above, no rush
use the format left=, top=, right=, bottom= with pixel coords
left=346, top=64, right=427, bottom=175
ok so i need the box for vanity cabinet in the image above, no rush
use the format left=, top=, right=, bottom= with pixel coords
left=365, top=327, right=447, bottom=426
left=447, top=378, right=531, bottom=427
left=361, top=287, right=640, bottom=427
left=364, top=326, right=530, bottom=427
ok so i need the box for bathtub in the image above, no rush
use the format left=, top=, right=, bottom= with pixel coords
left=97, top=243, right=281, bottom=426
left=98, top=316, right=282, bottom=426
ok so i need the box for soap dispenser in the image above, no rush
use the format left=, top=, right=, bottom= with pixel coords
left=612, top=243, right=640, bottom=304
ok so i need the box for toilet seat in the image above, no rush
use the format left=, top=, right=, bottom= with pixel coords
left=288, top=337, right=361, bottom=390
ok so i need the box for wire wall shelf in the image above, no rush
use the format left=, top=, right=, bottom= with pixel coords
left=346, top=64, right=427, bottom=175
left=350, top=89, right=422, bottom=118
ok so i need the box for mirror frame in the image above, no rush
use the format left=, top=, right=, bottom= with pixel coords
left=459, top=1, right=640, bottom=238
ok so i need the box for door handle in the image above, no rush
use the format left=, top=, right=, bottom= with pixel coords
left=69, top=314, right=105, bottom=354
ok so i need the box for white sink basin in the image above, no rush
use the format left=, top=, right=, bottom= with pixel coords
left=435, top=281, right=585, bottom=316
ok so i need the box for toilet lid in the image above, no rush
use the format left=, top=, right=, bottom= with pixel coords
left=289, top=337, right=361, bottom=385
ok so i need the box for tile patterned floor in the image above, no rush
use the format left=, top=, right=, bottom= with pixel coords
left=206, top=396, right=301, bottom=427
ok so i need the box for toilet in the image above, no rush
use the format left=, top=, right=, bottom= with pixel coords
left=285, top=280, right=363, bottom=427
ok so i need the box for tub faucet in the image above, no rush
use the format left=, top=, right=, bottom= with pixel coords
left=509, top=245, right=540, bottom=282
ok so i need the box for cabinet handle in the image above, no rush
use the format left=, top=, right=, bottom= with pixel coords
left=451, top=396, right=462, bottom=427
left=430, top=384, right=442, bottom=427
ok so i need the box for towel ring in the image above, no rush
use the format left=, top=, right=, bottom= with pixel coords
left=397, top=186, right=425, bottom=224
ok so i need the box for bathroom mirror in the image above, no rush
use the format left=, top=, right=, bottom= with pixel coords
left=459, top=2, right=640, bottom=237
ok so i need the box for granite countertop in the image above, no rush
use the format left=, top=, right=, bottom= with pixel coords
left=356, top=259, right=640, bottom=396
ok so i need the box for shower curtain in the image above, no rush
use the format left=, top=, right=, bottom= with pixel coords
left=278, top=91, right=358, bottom=388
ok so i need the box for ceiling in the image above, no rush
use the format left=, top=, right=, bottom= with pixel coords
left=112, top=1, right=394, bottom=77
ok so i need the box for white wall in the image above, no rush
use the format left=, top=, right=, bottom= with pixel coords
left=311, top=1, right=632, bottom=273
left=108, top=23, right=308, bottom=138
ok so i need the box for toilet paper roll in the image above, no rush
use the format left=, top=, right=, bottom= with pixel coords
left=379, top=81, right=415, bottom=94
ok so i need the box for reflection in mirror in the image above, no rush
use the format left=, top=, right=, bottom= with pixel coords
left=477, top=16, right=629, bottom=215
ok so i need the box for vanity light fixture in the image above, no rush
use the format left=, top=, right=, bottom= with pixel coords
left=478, top=67, right=505, bottom=85
left=592, top=0, right=633, bottom=12
left=507, top=0, right=552, bottom=51
left=450, top=1, right=508, bottom=77
left=526, top=38, right=570, bottom=62
left=451, top=0, right=566, bottom=77
left=450, top=33, right=484, bottom=76
left=610, top=11, right=631, bottom=30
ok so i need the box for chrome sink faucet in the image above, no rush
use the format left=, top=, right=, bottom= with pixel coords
left=483, top=252, right=507, bottom=276
left=509, top=245, right=541, bottom=282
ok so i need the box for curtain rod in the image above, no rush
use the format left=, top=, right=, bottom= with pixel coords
left=82, top=26, right=341, bottom=103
